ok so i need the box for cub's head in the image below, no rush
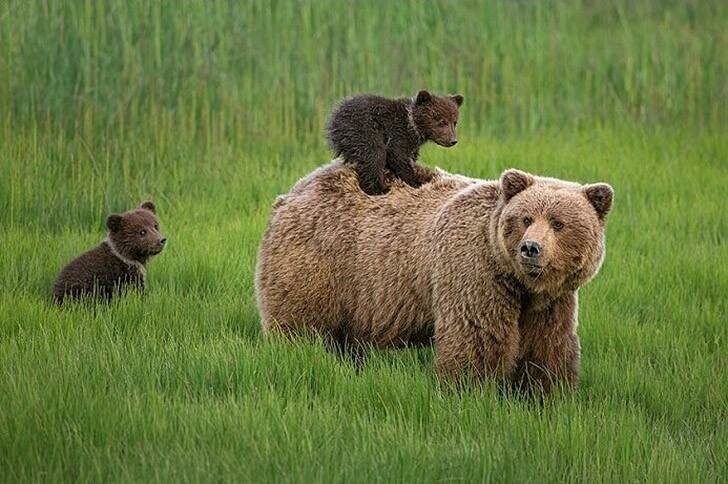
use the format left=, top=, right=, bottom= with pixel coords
left=106, top=201, right=167, bottom=263
left=494, top=169, right=613, bottom=294
left=412, top=90, right=463, bottom=148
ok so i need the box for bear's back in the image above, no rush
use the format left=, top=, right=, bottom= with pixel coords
left=256, top=161, right=483, bottom=344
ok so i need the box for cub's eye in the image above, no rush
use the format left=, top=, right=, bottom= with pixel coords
left=439, top=120, right=448, bottom=127
left=523, top=217, right=533, bottom=227
left=154, top=224, right=159, bottom=230
left=552, top=221, right=564, bottom=231
left=139, top=229, right=147, bottom=236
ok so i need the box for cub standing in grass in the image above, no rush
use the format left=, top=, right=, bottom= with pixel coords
left=53, top=201, right=167, bottom=303
left=326, top=90, right=463, bottom=195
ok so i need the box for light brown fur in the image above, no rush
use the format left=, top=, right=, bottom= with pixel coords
left=255, top=162, right=613, bottom=395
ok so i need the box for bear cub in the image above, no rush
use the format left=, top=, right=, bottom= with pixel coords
left=326, top=90, right=463, bottom=195
left=53, top=201, right=167, bottom=303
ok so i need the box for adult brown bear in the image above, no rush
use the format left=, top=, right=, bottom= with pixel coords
left=255, top=162, right=613, bottom=395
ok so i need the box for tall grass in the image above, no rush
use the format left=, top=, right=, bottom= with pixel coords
left=0, top=1, right=726, bottom=482
left=2, top=1, right=725, bottom=144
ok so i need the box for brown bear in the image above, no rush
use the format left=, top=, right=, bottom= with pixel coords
left=53, top=201, right=167, bottom=303
left=255, top=163, right=613, bottom=395
left=326, top=90, right=463, bottom=195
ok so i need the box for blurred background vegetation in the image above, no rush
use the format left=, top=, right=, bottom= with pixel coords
left=2, top=0, right=724, bottom=144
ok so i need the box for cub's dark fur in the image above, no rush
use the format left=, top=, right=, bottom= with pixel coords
left=326, top=90, right=463, bottom=195
left=53, top=201, right=167, bottom=303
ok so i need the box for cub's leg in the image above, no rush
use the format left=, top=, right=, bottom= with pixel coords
left=411, top=162, right=438, bottom=186
left=387, top=154, right=423, bottom=189
left=512, top=292, right=581, bottom=396
left=347, top=143, right=388, bottom=195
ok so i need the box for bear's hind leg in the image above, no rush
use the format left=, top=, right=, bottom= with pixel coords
left=327, top=322, right=368, bottom=372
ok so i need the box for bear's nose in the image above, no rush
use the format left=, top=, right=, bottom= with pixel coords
left=520, top=240, right=541, bottom=259
left=450, top=140, right=458, bottom=146
left=160, top=238, right=167, bottom=245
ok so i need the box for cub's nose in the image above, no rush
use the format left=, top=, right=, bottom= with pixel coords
left=450, top=140, right=458, bottom=146
left=520, top=240, right=541, bottom=259
left=160, top=238, right=167, bottom=245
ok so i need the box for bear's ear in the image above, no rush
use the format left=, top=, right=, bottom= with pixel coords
left=140, top=201, right=156, bottom=213
left=500, top=169, right=535, bottom=202
left=415, top=90, right=432, bottom=105
left=451, top=94, right=464, bottom=106
left=583, top=183, right=614, bottom=221
left=106, top=214, right=123, bottom=232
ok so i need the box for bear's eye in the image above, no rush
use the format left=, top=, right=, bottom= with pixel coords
left=139, top=229, right=147, bottom=236
left=439, top=120, right=448, bottom=127
left=552, top=221, right=564, bottom=231
left=154, top=224, right=159, bottom=230
left=523, top=217, right=533, bottom=227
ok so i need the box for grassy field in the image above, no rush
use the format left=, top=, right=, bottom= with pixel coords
left=1, top=1, right=726, bottom=482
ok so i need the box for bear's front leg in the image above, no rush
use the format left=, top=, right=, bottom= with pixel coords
left=512, top=291, right=581, bottom=396
left=434, top=277, right=523, bottom=383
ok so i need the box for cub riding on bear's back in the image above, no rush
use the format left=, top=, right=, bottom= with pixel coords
left=326, top=90, right=463, bottom=195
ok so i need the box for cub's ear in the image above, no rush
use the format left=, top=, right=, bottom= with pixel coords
left=451, top=94, right=464, bottom=106
left=140, top=201, right=156, bottom=213
left=415, top=90, right=432, bottom=105
left=106, top=214, right=123, bottom=232
left=583, top=183, right=614, bottom=221
left=500, top=169, right=535, bottom=202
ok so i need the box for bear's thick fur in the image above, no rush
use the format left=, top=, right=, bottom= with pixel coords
left=255, top=163, right=613, bottom=394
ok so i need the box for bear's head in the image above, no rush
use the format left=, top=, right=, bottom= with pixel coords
left=493, top=169, right=613, bottom=295
left=412, top=90, right=463, bottom=148
left=106, top=201, right=167, bottom=263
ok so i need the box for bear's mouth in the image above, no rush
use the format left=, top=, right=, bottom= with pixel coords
left=520, top=261, right=545, bottom=277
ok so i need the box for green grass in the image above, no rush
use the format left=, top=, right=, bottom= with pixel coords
left=1, top=0, right=726, bottom=482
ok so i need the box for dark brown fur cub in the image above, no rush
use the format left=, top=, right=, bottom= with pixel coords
left=53, top=201, right=167, bottom=303
left=326, top=90, right=463, bottom=195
